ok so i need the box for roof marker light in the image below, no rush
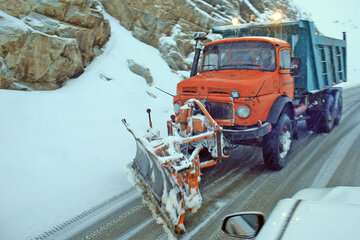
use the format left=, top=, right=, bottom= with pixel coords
left=270, top=10, right=284, bottom=23
left=232, top=17, right=241, bottom=26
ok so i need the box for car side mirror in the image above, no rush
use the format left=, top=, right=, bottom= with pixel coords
left=290, top=57, right=301, bottom=76
left=221, top=212, right=265, bottom=239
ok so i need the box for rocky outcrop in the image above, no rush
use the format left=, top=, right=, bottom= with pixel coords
left=127, top=59, right=154, bottom=86
left=101, top=0, right=299, bottom=71
left=0, top=0, right=110, bottom=90
left=0, top=57, right=11, bottom=89
left=0, top=12, right=84, bottom=90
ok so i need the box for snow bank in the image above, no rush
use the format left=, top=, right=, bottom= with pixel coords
left=0, top=13, right=180, bottom=240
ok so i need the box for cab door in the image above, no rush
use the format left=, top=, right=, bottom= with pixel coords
left=279, top=48, right=294, bottom=99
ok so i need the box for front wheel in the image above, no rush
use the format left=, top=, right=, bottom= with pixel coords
left=262, top=113, right=293, bottom=171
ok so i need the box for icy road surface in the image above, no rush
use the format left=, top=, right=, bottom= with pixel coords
left=61, top=86, right=360, bottom=240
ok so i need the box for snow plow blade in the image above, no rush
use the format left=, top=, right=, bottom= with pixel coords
left=131, top=137, right=185, bottom=233
left=132, top=140, right=174, bottom=205
left=122, top=99, right=226, bottom=234
left=122, top=119, right=192, bottom=234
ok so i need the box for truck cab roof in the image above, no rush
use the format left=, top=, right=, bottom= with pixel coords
left=210, top=19, right=347, bottom=93
left=205, top=36, right=290, bottom=48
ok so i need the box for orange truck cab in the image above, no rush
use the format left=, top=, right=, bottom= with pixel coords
left=175, top=36, right=293, bottom=143
left=173, top=20, right=347, bottom=170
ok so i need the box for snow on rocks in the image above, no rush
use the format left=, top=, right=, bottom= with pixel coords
left=0, top=10, right=84, bottom=90
left=0, top=0, right=110, bottom=90
left=101, top=0, right=299, bottom=72
left=0, top=12, right=180, bottom=240
left=159, top=24, right=193, bottom=70
left=127, top=59, right=155, bottom=86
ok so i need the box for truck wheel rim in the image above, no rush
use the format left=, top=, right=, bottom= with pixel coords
left=279, top=129, right=291, bottom=159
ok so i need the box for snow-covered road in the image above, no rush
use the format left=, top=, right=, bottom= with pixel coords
left=66, top=86, right=360, bottom=240
left=0, top=0, right=359, bottom=239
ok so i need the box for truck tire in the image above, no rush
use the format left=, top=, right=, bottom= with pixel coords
left=306, top=111, right=320, bottom=132
left=262, top=112, right=293, bottom=170
left=321, top=94, right=336, bottom=133
left=307, top=93, right=337, bottom=133
left=320, top=90, right=342, bottom=130
left=333, top=92, right=343, bottom=126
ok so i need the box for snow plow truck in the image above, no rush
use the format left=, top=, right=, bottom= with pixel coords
left=122, top=20, right=347, bottom=234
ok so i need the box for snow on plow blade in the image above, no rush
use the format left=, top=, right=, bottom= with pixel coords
left=122, top=119, right=203, bottom=234
left=132, top=139, right=173, bottom=204
left=122, top=99, right=225, bottom=234
left=131, top=137, right=185, bottom=232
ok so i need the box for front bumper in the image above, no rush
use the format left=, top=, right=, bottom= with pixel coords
left=223, top=122, right=272, bottom=144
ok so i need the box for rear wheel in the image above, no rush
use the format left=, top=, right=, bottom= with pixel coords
left=334, top=92, right=343, bottom=126
left=262, top=112, right=293, bottom=171
left=306, top=111, right=320, bottom=132
left=307, top=92, right=339, bottom=133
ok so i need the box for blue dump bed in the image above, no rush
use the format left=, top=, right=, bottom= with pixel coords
left=212, top=20, right=347, bottom=94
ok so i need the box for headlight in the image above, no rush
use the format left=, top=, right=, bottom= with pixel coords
left=236, top=105, right=250, bottom=118
left=174, top=103, right=181, bottom=114
left=231, top=90, right=240, bottom=99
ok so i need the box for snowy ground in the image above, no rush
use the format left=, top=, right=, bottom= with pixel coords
left=1, top=2, right=359, bottom=239
left=0, top=13, right=180, bottom=240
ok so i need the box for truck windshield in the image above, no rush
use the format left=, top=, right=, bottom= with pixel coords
left=201, top=41, right=276, bottom=72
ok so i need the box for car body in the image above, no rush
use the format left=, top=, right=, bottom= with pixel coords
left=222, top=187, right=360, bottom=239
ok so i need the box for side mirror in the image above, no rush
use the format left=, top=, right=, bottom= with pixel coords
left=193, top=32, right=208, bottom=41
left=221, top=212, right=265, bottom=239
left=290, top=57, right=301, bottom=76
left=191, top=33, right=207, bottom=77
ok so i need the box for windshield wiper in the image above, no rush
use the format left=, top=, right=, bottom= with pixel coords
left=203, top=64, right=217, bottom=67
left=219, top=64, right=237, bottom=69
left=202, top=64, right=220, bottom=71
left=237, top=63, right=262, bottom=67
left=221, top=63, right=262, bottom=68
left=220, top=64, right=265, bottom=70
left=202, top=64, right=218, bottom=69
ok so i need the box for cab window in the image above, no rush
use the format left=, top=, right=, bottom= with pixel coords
left=280, top=49, right=291, bottom=69
left=201, top=41, right=276, bottom=72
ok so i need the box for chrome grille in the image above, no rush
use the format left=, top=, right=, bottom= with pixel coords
left=182, top=87, right=197, bottom=95
left=207, top=88, right=230, bottom=95
left=205, top=102, right=233, bottom=120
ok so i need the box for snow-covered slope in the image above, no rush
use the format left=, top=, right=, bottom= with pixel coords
left=0, top=13, right=180, bottom=240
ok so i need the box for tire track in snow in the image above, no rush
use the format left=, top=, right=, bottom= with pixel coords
left=183, top=89, right=360, bottom=239
left=311, top=123, right=360, bottom=187
left=125, top=151, right=262, bottom=239
left=117, top=218, right=154, bottom=240
left=47, top=87, right=360, bottom=240
left=30, top=188, right=140, bottom=240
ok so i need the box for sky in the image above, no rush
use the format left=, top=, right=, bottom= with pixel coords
left=292, top=0, right=360, bottom=84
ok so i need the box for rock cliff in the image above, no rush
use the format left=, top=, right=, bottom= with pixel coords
left=0, top=0, right=110, bottom=90
left=101, top=0, right=300, bottom=71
